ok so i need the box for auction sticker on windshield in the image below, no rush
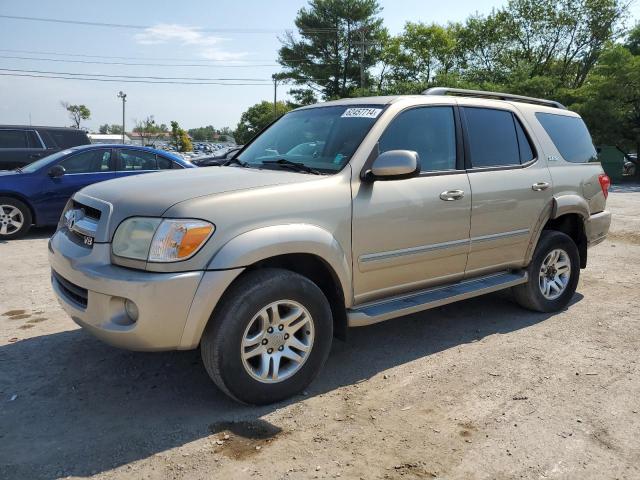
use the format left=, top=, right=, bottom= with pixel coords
left=341, top=108, right=383, bottom=118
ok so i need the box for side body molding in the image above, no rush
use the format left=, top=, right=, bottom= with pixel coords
left=207, top=224, right=353, bottom=306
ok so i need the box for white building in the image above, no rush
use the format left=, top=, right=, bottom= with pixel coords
left=88, top=133, right=132, bottom=144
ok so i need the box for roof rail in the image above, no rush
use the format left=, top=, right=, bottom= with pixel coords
left=422, top=87, right=567, bottom=110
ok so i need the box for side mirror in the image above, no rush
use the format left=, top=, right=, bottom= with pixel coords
left=48, top=165, right=66, bottom=178
left=364, top=150, right=420, bottom=181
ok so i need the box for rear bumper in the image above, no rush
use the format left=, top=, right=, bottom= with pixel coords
left=586, top=210, right=611, bottom=247
left=48, top=228, right=242, bottom=351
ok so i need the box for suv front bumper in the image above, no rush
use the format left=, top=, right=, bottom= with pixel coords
left=48, top=228, right=242, bottom=351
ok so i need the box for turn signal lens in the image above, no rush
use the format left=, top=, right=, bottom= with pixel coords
left=148, top=220, right=214, bottom=262
left=178, top=226, right=214, bottom=258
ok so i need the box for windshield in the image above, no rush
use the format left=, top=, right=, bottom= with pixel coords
left=21, top=149, right=74, bottom=173
left=237, top=105, right=384, bottom=173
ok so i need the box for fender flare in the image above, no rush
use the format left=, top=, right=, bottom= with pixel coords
left=525, top=195, right=589, bottom=264
left=551, top=194, right=589, bottom=220
left=207, top=224, right=352, bottom=305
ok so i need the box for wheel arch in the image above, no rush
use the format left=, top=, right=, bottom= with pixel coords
left=203, top=224, right=351, bottom=341
left=525, top=196, right=589, bottom=269
left=207, top=224, right=352, bottom=305
left=0, top=191, right=37, bottom=225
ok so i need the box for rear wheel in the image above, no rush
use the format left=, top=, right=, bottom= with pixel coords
left=0, top=197, right=32, bottom=239
left=513, top=230, right=580, bottom=312
left=201, top=268, right=333, bottom=404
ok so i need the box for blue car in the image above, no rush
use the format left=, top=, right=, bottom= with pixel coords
left=0, top=144, right=195, bottom=239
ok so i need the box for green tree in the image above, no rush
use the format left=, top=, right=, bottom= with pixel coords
left=98, top=124, right=110, bottom=134
left=573, top=44, right=640, bottom=152
left=179, top=130, right=193, bottom=152
left=109, top=124, right=124, bottom=135
left=278, top=0, right=385, bottom=102
left=188, top=125, right=217, bottom=141
left=234, top=101, right=293, bottom=144
left=170, top=120, right=192, bottom=152
left=132, top=116, right=166, bottom=146
left=61, top=102, right=91, bottom=129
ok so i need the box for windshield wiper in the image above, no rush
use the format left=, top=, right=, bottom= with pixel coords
left=14, top=167, right=23, bottom=173
left=223, top=157, right=250, bottom=167
left=262, top=159, right=321, bottom=175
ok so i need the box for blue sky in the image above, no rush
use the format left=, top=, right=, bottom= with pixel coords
left=0, top=0, right=638, bottom=131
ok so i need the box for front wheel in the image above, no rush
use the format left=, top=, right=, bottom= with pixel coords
left=513, top=230, right=580, bottom=312
left=201, top=268, right=333, bottom=404
left=0, top=197, right=32, bottom=239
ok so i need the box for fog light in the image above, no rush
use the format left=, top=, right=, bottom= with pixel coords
left=124, top=299, right=139, bottom=322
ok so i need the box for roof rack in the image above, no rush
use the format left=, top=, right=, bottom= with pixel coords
left=422, top=87, right=567, bottom=110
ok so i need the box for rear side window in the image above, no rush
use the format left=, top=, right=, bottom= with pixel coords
left=0, top=129, right=28, bottom=148
left=515, top=120, right=534, bottom=163
left=157, top=155, right=174, bottom=169
left=43, top=129, right=90, bottom=148
left=379, top=106, right=457, bottom=172
left=535, top=113, right=597, bottom=163
left=119, top=149, right=158, bottom=170
left=463, top=108, right=524, bottom=167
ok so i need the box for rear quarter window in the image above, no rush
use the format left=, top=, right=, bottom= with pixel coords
left=42, top=129, right=90, bottom=148
left=535, top=113, right=597, bottom=163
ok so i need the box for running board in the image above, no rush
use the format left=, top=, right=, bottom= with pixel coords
left=347, top=271, right=528, bottom=327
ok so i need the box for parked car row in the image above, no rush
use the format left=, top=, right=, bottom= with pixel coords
left=0, top=144, right=194, bottom=239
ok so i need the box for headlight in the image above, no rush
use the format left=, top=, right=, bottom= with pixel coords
left=112, top=217, right=214, bottom=262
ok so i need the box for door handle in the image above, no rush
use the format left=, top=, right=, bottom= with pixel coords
left=440, top=190, right=465, bottom=201
left=531, top=182, right=550, bottom=191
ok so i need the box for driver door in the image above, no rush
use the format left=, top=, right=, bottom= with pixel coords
left=35, top=148, right=115, bottom=224
left=351, top=106, right=472, bottom=304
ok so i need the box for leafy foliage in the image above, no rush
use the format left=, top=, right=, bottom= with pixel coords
left=132, top=116, right=168, bottom=146
left=234, top=101, right=293, bottom=144
left=170, top=120, right=192, bottom=152
left=278, top=0, right=385, bottom=102
left=61, top=102, right=91, bottom=129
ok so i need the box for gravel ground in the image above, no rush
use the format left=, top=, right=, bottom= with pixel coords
left=1, top=188, right=639, bottom=480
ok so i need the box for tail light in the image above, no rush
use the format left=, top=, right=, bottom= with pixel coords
left=598, top=174, right=610, bottom=199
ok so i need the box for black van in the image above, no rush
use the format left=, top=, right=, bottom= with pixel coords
left=0, top=126, right=91, bottom=170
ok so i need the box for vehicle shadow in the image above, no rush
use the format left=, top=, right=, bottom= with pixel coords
left=0, top=226, right=56, bottom=244
left=0, top=290, right=582, bottom=479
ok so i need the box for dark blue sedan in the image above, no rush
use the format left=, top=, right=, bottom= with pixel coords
left=0, top=144, right=195, bottom=239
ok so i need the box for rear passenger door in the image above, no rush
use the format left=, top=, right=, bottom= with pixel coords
left=0, top=128, right=47, bottom=169
left=460, top=106, right=553, bottom=277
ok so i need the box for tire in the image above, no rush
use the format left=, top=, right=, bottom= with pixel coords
left=512, top=230, right=580, bottom=312
left=201, top=268, right=333, bottom=405
left=0, top=197, right=32, bottom=240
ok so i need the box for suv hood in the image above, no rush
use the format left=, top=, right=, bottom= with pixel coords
left=77, top=166, right=318, bottom=218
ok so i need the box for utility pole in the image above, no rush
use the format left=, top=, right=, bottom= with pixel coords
left=117, top=91, right=127, bottom=144
left=272, top=75, right=279, bottom=120
left=359, top=29, right=365, bottom=91
left=356, top=28, right=376, bottom=93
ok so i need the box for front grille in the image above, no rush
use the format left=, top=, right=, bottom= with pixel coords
left=63, top=200, right=101, bottom=247
left=72, top=200, right=101, bottom=221
left=52, top=270, right=88, bottom=308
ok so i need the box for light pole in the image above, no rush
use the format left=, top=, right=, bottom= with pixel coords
left=272, top=74, right=279, bottom=120
left=117, top=91, right=127, bottom=144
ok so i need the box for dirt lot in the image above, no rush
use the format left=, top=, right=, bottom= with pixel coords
left=1, top=187, right=639, bottom=480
